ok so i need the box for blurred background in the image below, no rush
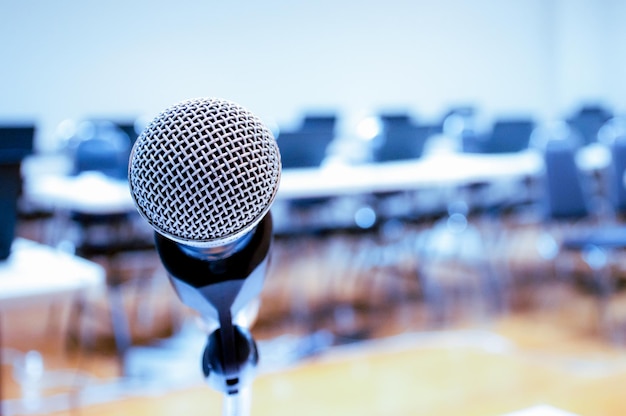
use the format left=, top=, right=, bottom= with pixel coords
left=4, top=0, right=626, bottom=415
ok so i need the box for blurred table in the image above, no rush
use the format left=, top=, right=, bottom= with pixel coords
left=0, top=238, right=105, bottom=413
left=23, top=146, right=610, bottom=206
left=278, top=151, right=544, bottom=200
left=24, top=171, right=135, bottom=215
left=0, top=238, right=105, bottom=309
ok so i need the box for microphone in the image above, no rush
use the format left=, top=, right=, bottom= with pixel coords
left=128, top=97, right=281, bottom=396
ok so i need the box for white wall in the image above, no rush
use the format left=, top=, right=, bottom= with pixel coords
left=552, top=0, right=614, bottom=114
left=0, top=0, right=624, bottom=151
left=603, top=0, right=626, bottom=115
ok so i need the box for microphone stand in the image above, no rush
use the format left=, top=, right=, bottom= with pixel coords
left=154, top=215, right=273, bottom=416
left=223, top=386, right=252, bottom=416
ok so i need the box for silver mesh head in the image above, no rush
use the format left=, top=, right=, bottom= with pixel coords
left=129, top=97, right=281, bottom=247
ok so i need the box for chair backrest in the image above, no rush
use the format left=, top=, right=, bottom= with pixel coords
left=608, top=134, right=626, bottom=214
left=301, top=114, right=337, bottom=134
left=276, top=130, right=331, bottom=169
left=566, top=105, right=613, bottom=146
left=542, top=138, right=591, bottom=220
left=378, top=112, right=413, bottom=129
left=72, top=122, right=131, bottom=179
left=114, top=121, right=140, bottom=147
left=482, top=119, right=535, bottom=153
left=0, top=124, right=35, bottom=259
left=0, top=163, right=22, bottom=260
left=0, top=125, right=35, bottom=163
left=373, top=124, right=431, bottom=162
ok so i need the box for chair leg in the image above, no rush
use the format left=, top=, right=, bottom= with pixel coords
left=65, top=296, right=84, bottom=352
left=594, top=265, right=618, bottom=343
left=107, top=285, right=132, bottom=372
left=582, top=246, right=621, bottom=344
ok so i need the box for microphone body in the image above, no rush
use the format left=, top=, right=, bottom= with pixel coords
left=155, top=213, right=271, bottom=326
left=155, top=213, right=273, bottom=394
left=127, top=97, right=281, bottom=397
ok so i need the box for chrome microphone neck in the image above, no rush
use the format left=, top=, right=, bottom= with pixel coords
left=178, top=230, right=254, bottom=261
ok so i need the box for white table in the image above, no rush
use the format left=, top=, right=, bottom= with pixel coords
left=278, top=151, right=544, bottom=200
left=21, top=145, right=610, bottom=210
left=0, top=238, right=105, bottom=309
left=22, top=151, right=545, bottom=207
left=24, top=171, right=135, bottom=215
left=0, top=238, right=105, bottom=413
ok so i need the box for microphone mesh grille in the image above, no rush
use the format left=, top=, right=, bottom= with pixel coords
left=129, top=97, right=281, bottom=246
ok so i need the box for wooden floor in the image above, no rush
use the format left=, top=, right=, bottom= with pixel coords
left=5, top=216, right=626, bottom=415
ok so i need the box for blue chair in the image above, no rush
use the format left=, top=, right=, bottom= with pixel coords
left=275, top=128, right=340, bottom=236
left=373, top=124, right=431, bottom=163
left=469, top=119, right=536, bottom=154
left=71, top=121, right=131, bottom=179
left=113, top=120, right=141, bottom=147
left=543, top=138, right=592, bottom=220
left=539, top=132, right=626, bottom=343
left=567, top=105, right=613, bottom=146
left=0, top=163, right=21, bottom=260
left=0, top=125, right=35, bottom=163
left=301, top=113, right=337, bottom=135
left=276, top=130, right=331, bottom=169
left=378, top=112, right=414, bottom=128
left=0, top=124, right=35, bottom=259
left=606, top=134, right=626, bottom=216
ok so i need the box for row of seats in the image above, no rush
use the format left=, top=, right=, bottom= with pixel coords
left=270, top=104, right=626, bottom=343
left=272, top=104, right=610, bottom=238
left=277, top=103, right=614, bottom=169
left=268, top=111, right=626, bottom=339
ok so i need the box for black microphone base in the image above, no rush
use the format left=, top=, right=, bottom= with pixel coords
left=203, top=325, right=258, bottom=395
